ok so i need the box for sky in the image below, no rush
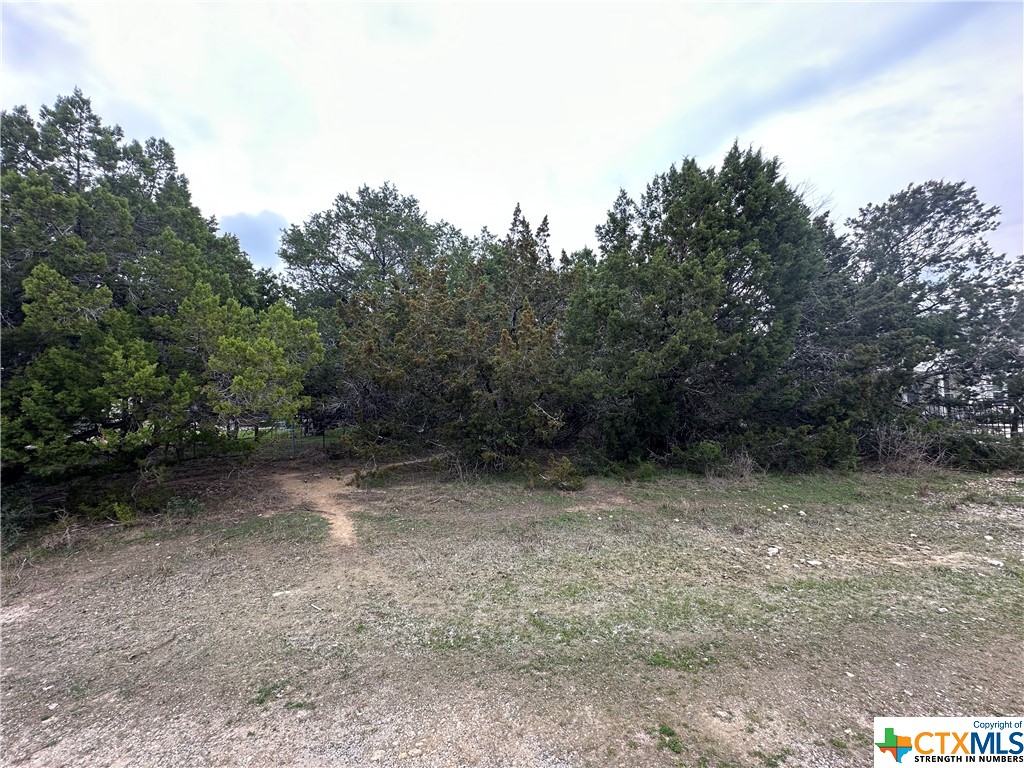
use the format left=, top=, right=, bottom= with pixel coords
left=3, top=2, right=1022, bottom=272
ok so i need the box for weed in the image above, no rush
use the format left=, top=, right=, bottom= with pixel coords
left=646, top=642, right=718, bottom=673
left=165, top=496, right=204, bottom=518
left=751, top=747, right=793, bottom=767
left=249, top=681, right=287, bottom=706
left=111, top=502, right=137, bottom=526
left=657, top=723, right=684, bottom=753
left=283, top=700, right=316, bottom=711
left=527, top=456, right=586, bottom=491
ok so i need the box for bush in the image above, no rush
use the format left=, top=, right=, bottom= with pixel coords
left=165, top=496, right=204, bottom=518
left=930, top=425, right=1024, bottom=471
left=111, top=501, right=137, bottom=525
left=526, top=455, right=586, bottom=491
left=670, top=441, right=725, bottom=475
left=868, top=423, right=942, bottom=475
left=729, top=425, right=858, bottom=471
left=1, top=492, right=36, bottom=552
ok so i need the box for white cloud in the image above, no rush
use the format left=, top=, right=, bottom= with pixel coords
left=3, top=2, right=1021, bottom=264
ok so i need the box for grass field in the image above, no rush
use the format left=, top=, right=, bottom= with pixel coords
left=1, top=462, right=1021, bottom=767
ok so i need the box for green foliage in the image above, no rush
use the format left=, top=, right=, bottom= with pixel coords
left=656, top=723, right=685, bottom=754
left=526, top=456, right=586, bottom=491
left=672, top=441, right=725, bottom=475
left=728, top=425, right=858, bottom=472
left=111, top=502, right=137, bottom=525
left=928, top=426, right=1024, bottom=471
left=4, top=88, right=1022, bottom=497
left=165, top=496, right=204, bottom=518
left=249, top=681, right=287, bottom=707
left=1, top=91, right=309, bottom=484
left=333, top=212, right=565, bottom=466
left=563, top=143, right=822, bottom=459
left=279, top=182, right=451, bottom=302
left=1, top=491, right=37, bottom=552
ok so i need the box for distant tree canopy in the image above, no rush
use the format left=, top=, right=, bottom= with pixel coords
left=2, top=90, right=1021, bottom=487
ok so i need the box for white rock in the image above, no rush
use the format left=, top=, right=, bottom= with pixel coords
left=808, top=560, right=823, bottom=566
left=409, top=749, right=423, bottom=757
left=986, top=559, right=1004, bottom=567
left=984, top=535, right=994, bottom=541
left=767, top=547, right=780, bottom=557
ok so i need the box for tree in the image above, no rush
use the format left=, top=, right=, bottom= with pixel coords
left=38, top=87, right=123, bottom=194
left=1, top=105, right=41, bottom=174
left=1, top=91, right=271, bottom=482
left=846, top=181, right=1023, bottom=395
left=279, top=182, right=441, bottom=302
left=563, top=144, right=822, bottom=458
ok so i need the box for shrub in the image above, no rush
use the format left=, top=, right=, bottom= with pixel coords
left=111, top=502, right=137, bottom=525
left=727, top=425, right=857, bottom=471
left=671, top=441, right=725, bottom=475
left=929, top=425, right=1024, bottom=471
left=527, top=455, right=586, bottom=491
left=166, top=496, right=204, bottom=518
left=1, top=492, right=36, bottom=552
left=869, top=423, right=942, bottom=474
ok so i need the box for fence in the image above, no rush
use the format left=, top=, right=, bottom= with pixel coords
left=920, top=398, right=1021, bottom=439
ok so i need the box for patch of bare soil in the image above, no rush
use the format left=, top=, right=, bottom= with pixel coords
left=275, top=470, right=357, bottom=546
left=2, top=465, right=1021, bottom=767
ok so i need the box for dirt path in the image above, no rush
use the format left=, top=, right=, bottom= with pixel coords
left=275, top=470, right=358, bottom=545
left=275, top=457, right=442, bottom=546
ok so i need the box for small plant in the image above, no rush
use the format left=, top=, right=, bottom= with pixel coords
left=249, top=681, right=286, bottom=706
left=657, top=723, right=684, bottom=754
left=751, top=747, right=793, bottom=767
left=165, top=496, right=204, bottom=518
left=828, top=736, right=848, bottom=751
left=670, top=441, right=728, bottom=475
left=646, top=642, right=718, bottom=672
left=40, top=510, right=78, bottom=550
left=1, top=493, right=36, bottom=552
left=283, top=700, right=316, bottom=711
left=111, top=502, right=137, bottom=526
left=527, top=455, right=585, bottom=491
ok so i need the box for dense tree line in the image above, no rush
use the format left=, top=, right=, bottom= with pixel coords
left=2, top=91, right=1022, bottom=496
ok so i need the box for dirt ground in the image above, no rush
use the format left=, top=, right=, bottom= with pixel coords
left=2, top=460, right=1022, bottom=767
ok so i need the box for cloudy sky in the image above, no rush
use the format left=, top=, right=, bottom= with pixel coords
left=4, top=2, right=1022, bottom=271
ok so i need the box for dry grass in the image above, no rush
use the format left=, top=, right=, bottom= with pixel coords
left=1, top=463, right=1021, bottom=767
